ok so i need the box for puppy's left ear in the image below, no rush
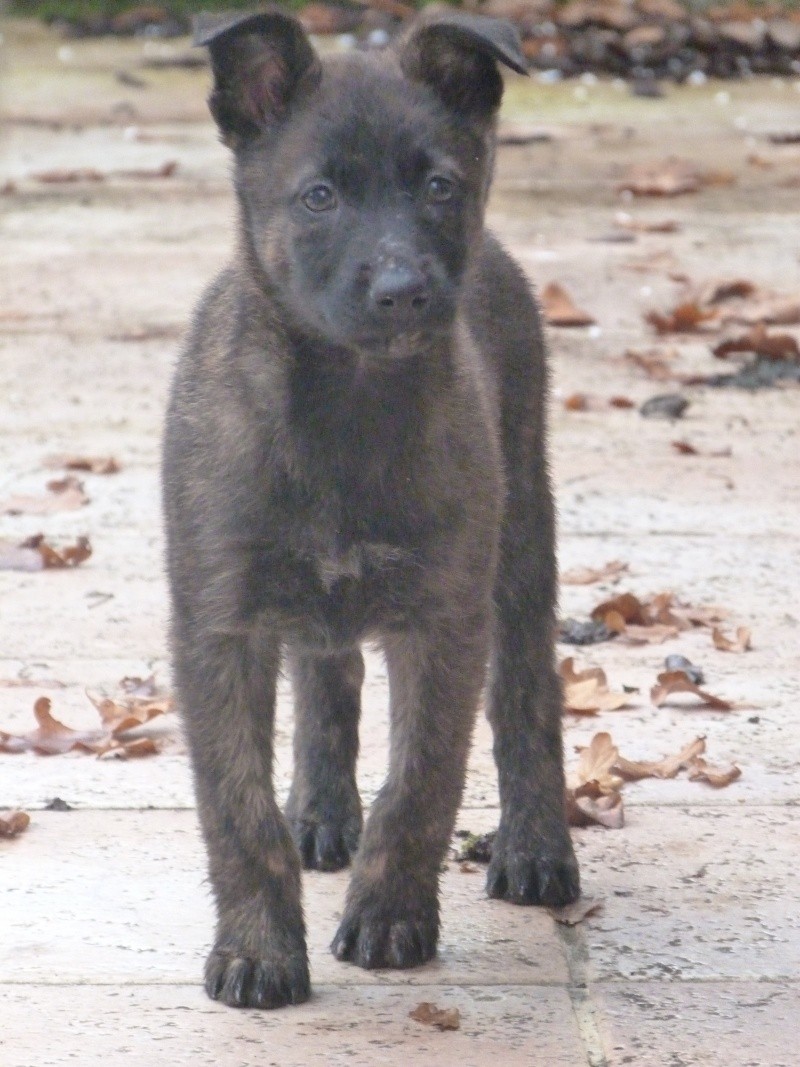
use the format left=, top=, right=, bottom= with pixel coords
left=397, top=13, right=528, bottom=121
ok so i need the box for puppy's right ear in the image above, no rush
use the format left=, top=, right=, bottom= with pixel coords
left=194, top=10, right=319, bottom=147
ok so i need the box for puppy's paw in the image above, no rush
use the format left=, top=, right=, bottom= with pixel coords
left=331, top=905, right=438, bottom=970
left=289, top=814, right=362, bottom=872
left=205, top=948, right=310, bottom=1009
left=486, top=828, right=580, bottom=907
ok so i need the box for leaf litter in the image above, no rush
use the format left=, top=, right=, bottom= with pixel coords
left=409, top=1003, right=460, bottom=1031
left=541, top=282, right=596, bottom=327
left=0, top=534, right=92, bottom=571
left=0, top=678, right=173, bottom=758
left=1, top=476, right=89, bottom=515
left=0, top=810, right=30, bottom=837
left=43, top=454, right=120, bottom=474
left=560, top=657, right=630, bottom=714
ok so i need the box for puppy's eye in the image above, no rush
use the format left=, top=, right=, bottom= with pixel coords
left=426, top=175, right=454, bottom=204
left=302, top=184, right=337, bottom=212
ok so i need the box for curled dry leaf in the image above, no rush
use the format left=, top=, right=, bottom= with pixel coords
left=44, top=454, right=120, bottom=474
left=0, top=810, right=31, bottom=837
left=561, top=560, right=629, bottom=585
left=613, top=736, right=706, bottom=781
left=560, top=657, right=630, bottom=714
left=563, top=393, right=635, bottom=412
left=712, top=626, right=752, bottom=653
left=615, top=213, right=680, bottom=234
left=623, top=348, right=677, bottom=381
left=590, top=590, right=725, bottom=645
left=651, top=670, right=733, bottom=711
left=541, top=282, right=596, bottom=327
left=0, top=697, right=103, bottom=755
left=547, top=895, right=604, bottom=926
left=0, top=535, right=92, bottom=571
left=686, top=757, right=742, bottom=788
left=646, top=301, right=718, bottom=335
left=671, top=440, right=732, bottom=458
left=409, top=1003, right=460, bottom=1031
left=567, top=732, right=625, bottom=828
left=1, top=476, right=89, bottom=515
left=713, top=325, right=800, bottom=362
left=0, top=689, right=171, bottom=758
left=617, top=158, right=702, bottom=197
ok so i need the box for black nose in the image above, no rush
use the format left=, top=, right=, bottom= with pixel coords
left=369, top=263, right=429, bottom=315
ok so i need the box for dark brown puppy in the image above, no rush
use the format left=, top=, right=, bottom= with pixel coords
left=162, top=9, right=580, bottom=1009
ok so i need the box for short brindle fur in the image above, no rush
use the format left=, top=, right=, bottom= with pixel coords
left=162, top=8, right=580, bottom=1009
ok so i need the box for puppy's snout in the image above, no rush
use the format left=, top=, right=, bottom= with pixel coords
left=369, top=261, right=430, bottom=315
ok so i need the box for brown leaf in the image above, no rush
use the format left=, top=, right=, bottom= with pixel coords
left=712, top=626, right=752, bottom=653
left=567, top=781, right=625, bottom=829
left=20, top=534, right=92, bottom=569
left=617, top=158, right=702, bottom=197
left=561, top=560, right=629, bottom=585
left=671, top=440, right=732, bottom=458
left=572, top=732, right=623, bottom=792
left=43, top=454, right=120, bottom=474
left=86, top=692, right=172, bottom=735
left=0, top=689, right=172, bottom=757
left=651, top=671, right=733, bottom=711
left=615, top=213, right=680, bottom=234
left=713, top=325, right=800, bottom=362
left=560, top=658, right=630, bottom=714
left=0, top=810, right=30, bottom=837
left=591, top=592, right=649, bottom=626
left=686, top=758, right=742, bottom=788
left=699, top=279, right=757, bottom=305
left=623, top=348, right=678, bottom=382
left=541, top=282, right=595, bottom=327
left=547, top=895, right=604, bottom=925
left=613, top=736, right=707, bottom=781
left=646, top=302, right=718, bottom=335
left=563, top=393, right=634, bottom=412
left=32, top=168, right=105, bottom=183
left=2, top=697, right=105, bottom=755
left=409, top=1002, right=461, bottom=1031
left=1, top=476, right=89, bottom=515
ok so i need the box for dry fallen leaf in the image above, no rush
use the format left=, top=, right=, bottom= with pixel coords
left=686, top=757, right=742, bottom=788
left=617, top=158, right=702, bottom=197
left=561, top=560, right=629, bottom=586
left=713, top=325, right=800, bottom=362
left=0, top=810, right=31, bottom=837
left=671, top=440, right=732, bottom=458
left=646, top=301, right=718, bottom=335
left=623, top=348, right=678, bottom=381
left=0, top=688, right=171, bottom=758
left=43, top=454, right=120, bottom=474
left=651, top=670, right=733, bottom=711
left=712, top=626, right=752, bottom=653
left=615, top=213, right=680, bottom=233
left=567, top=779, right=625, bottom=829
left=1, top=476, right=89, bottom=515
left=0, top=535, right=92, bottom=571
left=409, top=1002, right=460, bottom=1031
left=613, top=736, right=707, bottom=781
left=541, top=282, right=596, bottom=327
left=547, top=895, right=604, bottom=925
left=563, top=393, right=635, bottom=412
left=560, top=658, right=630, bottom=714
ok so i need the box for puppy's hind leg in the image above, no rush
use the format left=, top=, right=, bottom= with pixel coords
left=285, top=647, right=364, bottom=872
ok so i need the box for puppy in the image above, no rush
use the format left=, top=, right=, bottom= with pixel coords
left=162, top=8, right=580, bottom=1009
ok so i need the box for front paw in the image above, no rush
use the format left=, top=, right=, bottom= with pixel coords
left=205, top=946, right=310, bottom=1009
left=331, top=896, right=438, bottom=970
left=486, top=824, right=580, bottom=907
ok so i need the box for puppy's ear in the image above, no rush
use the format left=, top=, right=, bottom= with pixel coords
left=398, top=12, right=528, bottom=121
left=194, top=10, right=320, bottom=146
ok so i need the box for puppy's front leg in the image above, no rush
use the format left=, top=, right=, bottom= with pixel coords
left=174, top=625, right=309, bottom=1008
left=332, top=619, right=489, bottom=969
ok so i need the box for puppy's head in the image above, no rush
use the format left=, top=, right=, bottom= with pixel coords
left=196, top=10, right=527, bottom=351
